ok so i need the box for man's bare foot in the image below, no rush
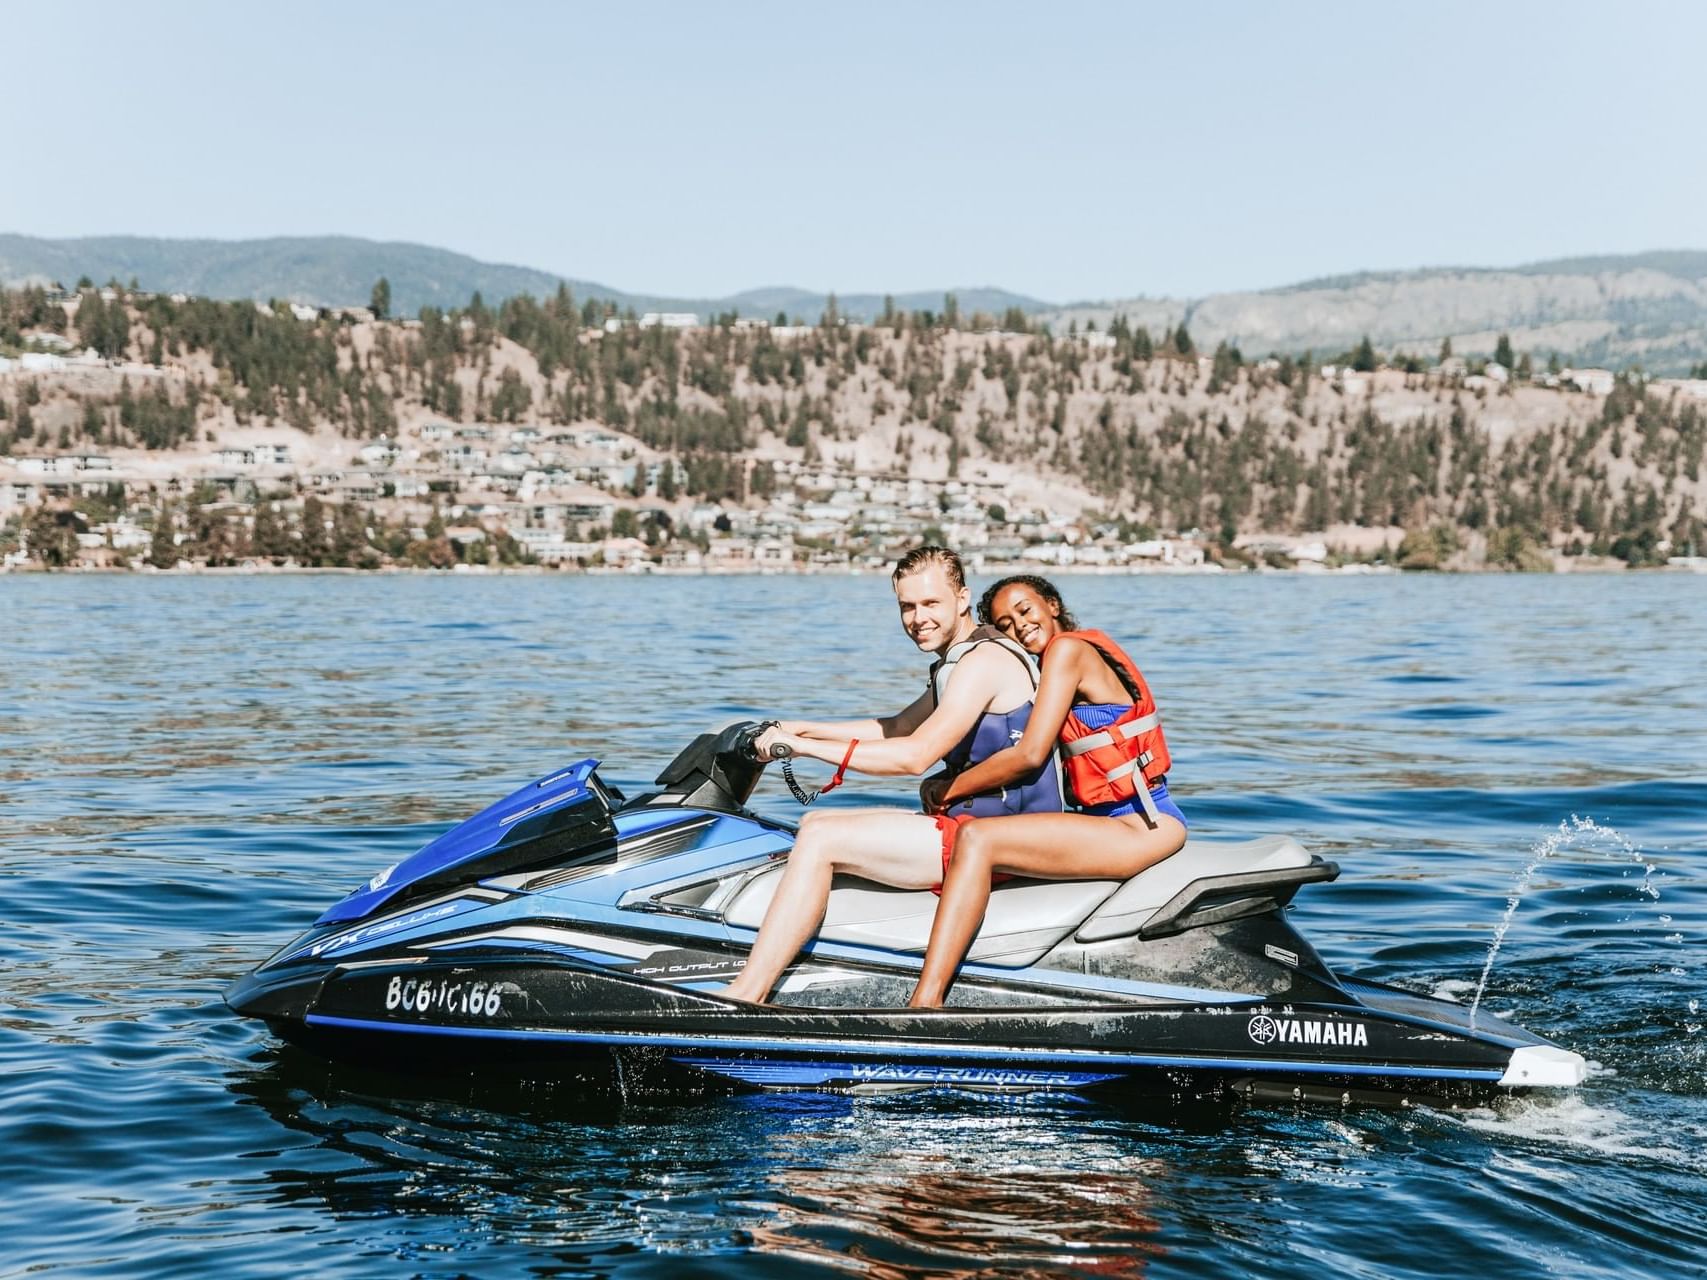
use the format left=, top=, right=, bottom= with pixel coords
left=720, top=981, right=769, bottom=1005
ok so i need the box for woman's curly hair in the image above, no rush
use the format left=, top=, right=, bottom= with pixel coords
left=976, top=575, right=1077, bottom=631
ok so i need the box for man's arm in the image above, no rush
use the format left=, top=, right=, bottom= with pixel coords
left=777, top=687, right=936, bottom=743
left=763, top=647, right=1010, bottom=777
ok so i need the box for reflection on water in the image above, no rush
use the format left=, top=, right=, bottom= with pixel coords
left=233, top=1054, right=1175, bottom=1277
left=1, top=573, right=1705, bottom=1277
left=740, top=1100, right=1168, bottom=1277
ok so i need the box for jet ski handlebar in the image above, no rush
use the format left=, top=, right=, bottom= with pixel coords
left=652, top=721, right=829, bottom=810
left=738, top=720, right=787, bottom=762
left=745, top=721, right=848, bottom=807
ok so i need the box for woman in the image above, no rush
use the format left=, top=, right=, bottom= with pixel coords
left=908, top=575, right=1187, bottom=1008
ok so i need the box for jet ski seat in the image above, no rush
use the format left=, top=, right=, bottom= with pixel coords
left=1073, top=834, right=1314, bottom=942
left=721, top=834, right=1316, bottom=967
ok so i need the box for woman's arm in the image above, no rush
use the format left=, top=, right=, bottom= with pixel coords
left=935, top=639, right=1092, bottom=807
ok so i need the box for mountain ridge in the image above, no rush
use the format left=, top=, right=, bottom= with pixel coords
left=5, top=233, right=1707, bottom=371
left=0, top=233, right=1045, bottom=326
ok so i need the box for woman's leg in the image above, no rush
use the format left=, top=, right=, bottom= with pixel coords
left=724, top=808, right=944, bottom=1004
left=907, top=811, right=1186, bottom=1007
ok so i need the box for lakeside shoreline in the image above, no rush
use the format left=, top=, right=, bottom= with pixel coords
left=6, top=559, right=1702, bottom=578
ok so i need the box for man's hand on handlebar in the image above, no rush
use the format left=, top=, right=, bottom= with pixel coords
left=753, top=724, right=795, bottom=762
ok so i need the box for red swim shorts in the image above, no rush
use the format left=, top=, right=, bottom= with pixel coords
left=930, top=813, right=1012, bottom=895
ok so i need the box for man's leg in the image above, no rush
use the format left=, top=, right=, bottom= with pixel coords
left=724, top=808, right=943, bottom=1004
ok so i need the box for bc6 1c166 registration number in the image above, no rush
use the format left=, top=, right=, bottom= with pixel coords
left=385, top=975, right=503, bottom=1018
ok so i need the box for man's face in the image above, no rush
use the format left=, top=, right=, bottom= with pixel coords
left=894, top=564, right=971, bottom=655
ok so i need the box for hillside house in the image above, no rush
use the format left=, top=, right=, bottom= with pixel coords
left=601, top=536, right=651, bottom=568
left=492, top=449, right=538, bottom=474
left=214, top=444, right=292, bottom=468
left=1563, top=368, right=1616, bottom=395
left=357, top=440, right=400, bottom=466
left=336, top=473, right=381, bottom=501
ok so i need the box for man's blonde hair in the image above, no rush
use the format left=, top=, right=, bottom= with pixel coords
left=890, top=545, right=966, bottom=592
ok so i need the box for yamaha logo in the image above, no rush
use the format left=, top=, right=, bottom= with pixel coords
left=1246, top=1014, right=1370, bottom=1047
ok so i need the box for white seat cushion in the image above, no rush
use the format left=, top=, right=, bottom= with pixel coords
left=723, top=868, right=1122, bottom=966
left=1073, top=835, right=1313, bottom=942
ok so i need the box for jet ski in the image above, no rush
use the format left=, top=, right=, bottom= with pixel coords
left=226, top=722, right=1586, bottom=1100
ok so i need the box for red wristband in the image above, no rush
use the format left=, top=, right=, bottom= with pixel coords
left=819, top=738, right=858, bottom=795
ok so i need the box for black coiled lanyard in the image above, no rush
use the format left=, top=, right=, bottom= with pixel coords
left=774, top=734, right=859, bottom=806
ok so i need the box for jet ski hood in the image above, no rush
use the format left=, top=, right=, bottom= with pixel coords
left=316, top=758, right=619, bottom=925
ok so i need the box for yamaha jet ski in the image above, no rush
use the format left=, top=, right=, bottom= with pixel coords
left=226, top=722, right=1586, bottom=1100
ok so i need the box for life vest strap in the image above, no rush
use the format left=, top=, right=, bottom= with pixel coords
left=1060, top=711, right=1161, bottom=759
left=1133, top=779, right=1161, bottom=828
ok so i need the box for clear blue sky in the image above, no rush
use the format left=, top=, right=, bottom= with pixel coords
left=4, top=1, right=1703, bottom=302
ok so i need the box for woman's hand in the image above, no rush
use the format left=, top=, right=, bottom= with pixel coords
left=918, top=773, right=952, bottom=815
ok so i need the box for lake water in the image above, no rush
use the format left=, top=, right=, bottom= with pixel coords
left=2, top=572, right=1704, bottom=1277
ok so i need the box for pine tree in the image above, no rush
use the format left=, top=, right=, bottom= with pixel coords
left=332, top=502, right=370, bottom=567
left=299, top=494, right=329, bottom=565
left=370, top=277, right=391, bottom=320
left=252, top=502, right=290, bottom=559
left=149, top=504, right=177, bottom=569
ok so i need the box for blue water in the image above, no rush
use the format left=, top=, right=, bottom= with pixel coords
left=2, top=573, right=1704, bottom=1277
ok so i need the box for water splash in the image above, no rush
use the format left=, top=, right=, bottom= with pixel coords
left=612, top=1050, right=630, bottom=1105
left=1458, top=1094, right=1705, bottom=1172
left=1469, top=815, right=1657, bottom=1029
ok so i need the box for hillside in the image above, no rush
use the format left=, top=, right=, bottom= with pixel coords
left=2, top=282, right=1704, bottom=572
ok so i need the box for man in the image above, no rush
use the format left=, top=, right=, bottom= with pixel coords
left=723, top=545, right=1062, bottom=1004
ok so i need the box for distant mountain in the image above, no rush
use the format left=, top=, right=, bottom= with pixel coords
left=0, top=234, right=604, bottom=315
left=6, top=233, right=1706, bottom=372
left=1037, top=250, right=1707, bottom=374
left=0, top=233, right=1046, bottom=324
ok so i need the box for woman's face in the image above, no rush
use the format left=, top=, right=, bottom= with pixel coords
left=989, top=584, right=1062, bottom=653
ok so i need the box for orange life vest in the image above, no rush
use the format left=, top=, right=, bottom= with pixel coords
left=1044, top=629, right=1171, bottom=814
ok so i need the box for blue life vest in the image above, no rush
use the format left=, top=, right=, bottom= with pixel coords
left=928, top=627, right=1066, bottom=819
